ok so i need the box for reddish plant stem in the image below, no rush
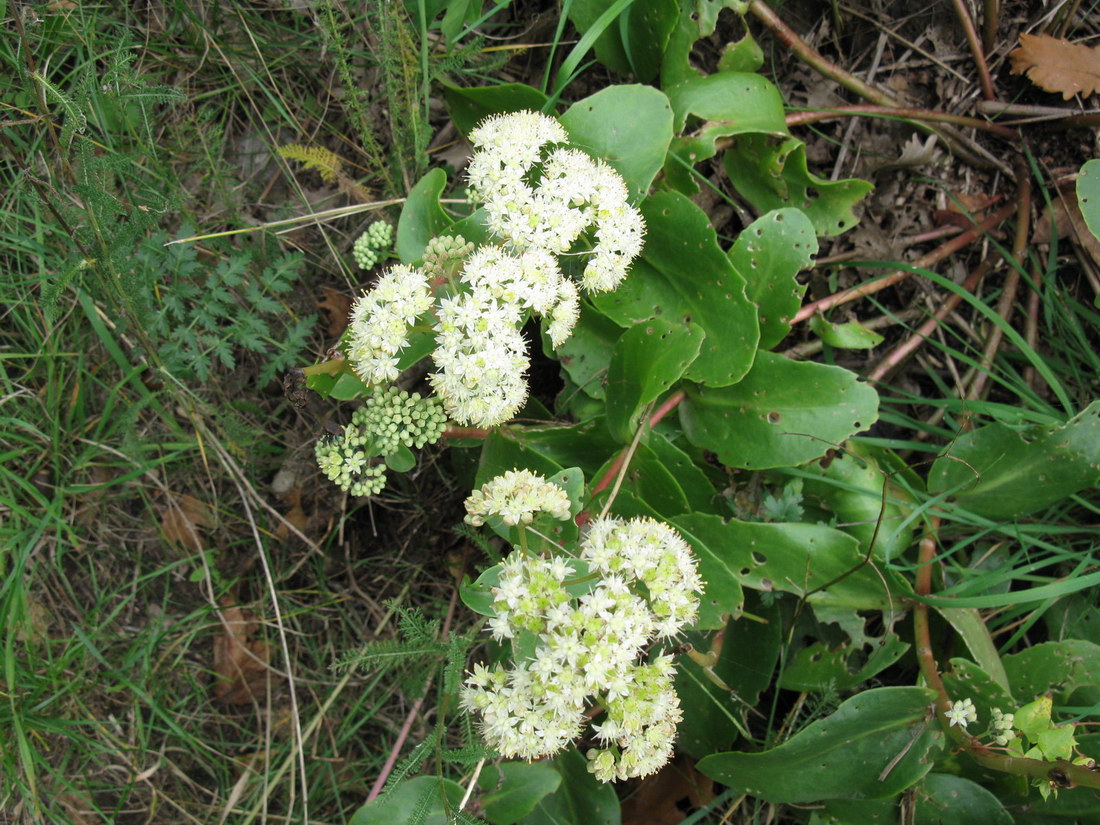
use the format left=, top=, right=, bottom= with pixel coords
left=867, top=257, right=994, bottom=383
left=983, top=0, right=1000, bottom=54
left=913, top=517, right=953, bottom=719
left=948, top=0, right=996, bottom=101
left=787, top=106, right=1016, bottom=140
left=794, top=202, right=1016, bottom=324
left=588, top=392, right=686, bottom=500
left=366, top=586, right=460, bottom=802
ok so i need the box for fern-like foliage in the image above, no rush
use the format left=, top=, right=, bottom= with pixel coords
left=278, top=143, right=342, bottom=184
left=131, top=227, right=315, bottom=384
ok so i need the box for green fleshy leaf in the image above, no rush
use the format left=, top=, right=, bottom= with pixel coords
left=329, top=371, right=371, bottom=401
left=1003, top=640, right=1100, bottom=704
left=660, top=0, right=748, bottom=87
left=936, top=609, right=1011, bottom=692
left=798, top=442, right=915, bottom=562
left=810, top=315, right=885, bottom=349
left=605, top=318, right=704, bottom=442
left=664, top=72, right=787, bottom=195
left=349, top=776, right=464, bottom=825
left=559, top=85, right=674, bottom=201
left=779, top=634, right=909, bottom=691
left=567, top=0, right=678, bottom=82
left=673, top=512, right=911, bottom=614
left=519, top=747, right=620, bottom=825
left=698, top=687, right=941, bottom=803
left=676, top=595, right=780, bottom=758
left=718, top=32, right=765, bottom=73
left=913, top=774, right=1013, bottom=825
left=1015, top=696, right=1054, bottom=742
left=385, top=443, right=416, bottom=473
left=442, top=82, right=550, bottom=136
left=1037, top=725, right=1077, bottom=762
left=679, top=352, right=879, bottom=469
left=481, top=762, right=562, bottom=825
left=928, top=401, right=1100, bottom=519
left=506, top=419, right=620, bottom=480
left=723, top=134, right=872, bottom=236
left=397, top=167, right=452, bottom=264
left=592, top=191, right=759, bottom=386
left=729, top=208, right=817, bottom=350
left=1076, top=158, right=1100, bottom=244
left=645, top=429, right=718, bottom=514
left=549, top=306, right=621, bottom=401
left=938, top=659, right=1014, bottom=735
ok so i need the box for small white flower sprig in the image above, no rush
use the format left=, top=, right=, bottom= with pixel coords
left=344, top=111, right=645, bottom=428
left=459, top=470, right=703, bottom=783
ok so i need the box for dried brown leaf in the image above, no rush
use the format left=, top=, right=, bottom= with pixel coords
left=621, top=756, right=715, bottom=825
left=213, top=600, right=271, bottom=704
left=318, top=285, right=352, bottom=338
left=161, top=493, right=212, bottom=552
left=1009, top=33, right=1100, bottom=99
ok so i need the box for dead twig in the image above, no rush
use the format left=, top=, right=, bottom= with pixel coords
left=948, top=0, right=996, bottom=100
left=787, top=105, right=1018, bottom=141
left=794, top=203, right=1016, bottom=323
left=747, top=0, right=1011, bottom=175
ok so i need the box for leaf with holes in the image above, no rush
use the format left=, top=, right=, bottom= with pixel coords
left=664, top=73, right=788, bottom=195
left=673, top=512, right=909, bottom=614
left=728, top=208, right=817, bottom=350
left=591, top=191, right=759, bottom=387
left=723, top=134, right=872, bottom=236
left=928, top=401, right=1100, bottom=519
left=679, top=352, right=879, bottom=469
left=698, top=687, right=941, bottom=803
left=1076, top=158, right=1100, bottom=245
left=605, top=318, right=704, bottom=442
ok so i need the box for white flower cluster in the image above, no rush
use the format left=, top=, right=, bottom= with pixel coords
left=346, top=265, right=433, bottom=385
left=314, top=386, right=448, bottom=496
left=461, top=475, right=702, bottom=782
left=342, top=111, right=644, bottom=428
left=463, top=468, right=572, bottom=527
left=467, top=112, right=645, bottom=292
left=352, top=220, right=394, bottom=270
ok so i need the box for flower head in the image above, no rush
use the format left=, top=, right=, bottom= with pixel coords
left=945, top=697, right=978, bottom=728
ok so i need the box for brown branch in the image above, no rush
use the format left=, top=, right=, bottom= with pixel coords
left=794, top=203, right=1016, bottom=324
left=948, top=0, right=996, bottom=101
left=787, top=106, right=1016, bottom=140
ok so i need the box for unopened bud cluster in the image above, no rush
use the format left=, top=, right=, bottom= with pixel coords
left=352, top=220, right=394, bottom=270
left=315, top=386, right=447, bottom=496
left=343, top=111, right=644, bottom=427
left=460, top=473, right=702, bottom=783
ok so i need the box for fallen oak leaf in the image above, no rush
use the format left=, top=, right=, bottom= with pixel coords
left=213, top=599, right=271, bottom=704
left=1009, top=33, right=1100, bottom=99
